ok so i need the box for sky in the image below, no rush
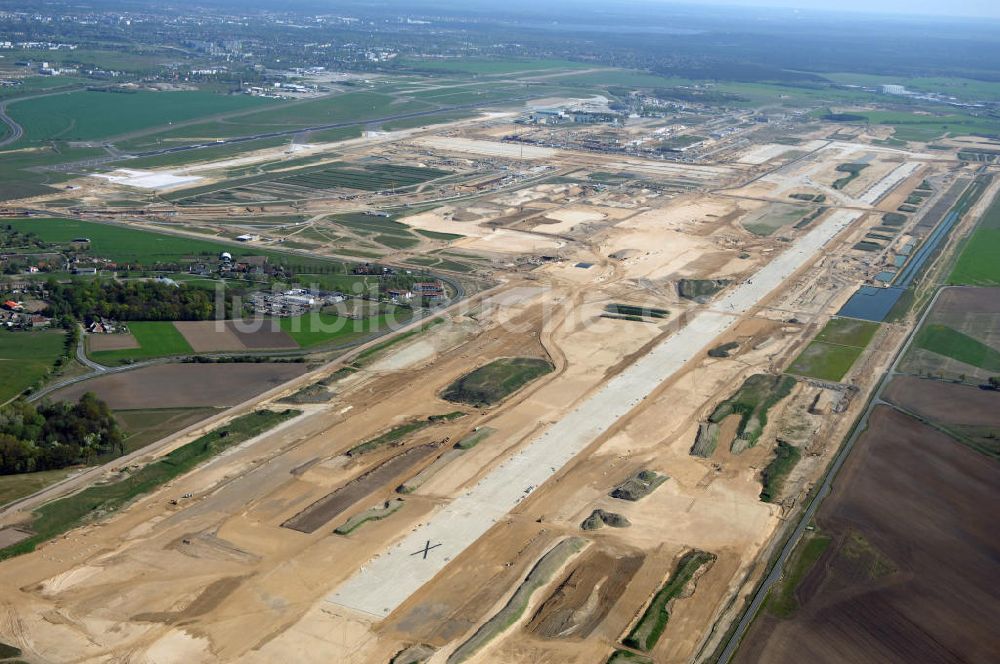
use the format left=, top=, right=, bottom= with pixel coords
left=676, top=0, right=1000, bottom=19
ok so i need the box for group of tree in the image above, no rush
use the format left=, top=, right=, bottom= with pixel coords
left=45, top=279, right=218, bottom=322
left=0, top=225, right=49, bottom=251
left=0, top=393, right=123, bottom=475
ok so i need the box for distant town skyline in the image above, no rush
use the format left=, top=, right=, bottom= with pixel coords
left=669, top=0, right=1000, bottom=19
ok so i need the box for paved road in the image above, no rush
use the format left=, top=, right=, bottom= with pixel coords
left=0, top=84, right=95, bottom=149
left=715, top=286, right=946, bottom=664
left=0, top=100, right=24, bottom=148
left=0, top=281, right=491, bottom=523
left=74, top=326, right=108, bottom=372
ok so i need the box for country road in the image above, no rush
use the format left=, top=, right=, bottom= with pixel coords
left=0, top=100, right=24, bottom=148
left=714, top=288, right=946, bottom=664
left=0, top=84, right=96, bottom=149
left=0, top=280, right=492, bottom=523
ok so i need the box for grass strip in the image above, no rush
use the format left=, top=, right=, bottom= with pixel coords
left=622, top=550, right=717, bottom=651
left=606, top=651, right=652, bottom=664
left=0, top=409, right=300, bottom=560
left=760, top=441, right=802, bottom=503
left=334, top=498, right=404, bottom=535
left=766, top=533, right=831, bottom=618
left=454, top=427, right=494, bottom=450
left=346, top=412, right=464, bottom=457
left=605, top=304, right=669, bottom=318
left=708, top=375, right=796, bottom=448
left=442, top=357, right=554, bottom=406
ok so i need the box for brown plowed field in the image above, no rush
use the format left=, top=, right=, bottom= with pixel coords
left=86, top=333, right=139, bottom=351
left=884, top=375, right=1000, bottom=427
left=736, top=405, right=1000, bottom=664
left=227, top=321, right=298, bottom=349
left=173, top=321, right=247, bottom=352
left=933, top=286, right=1000, bottom=315
left=49, top=363, right=309, bottom=409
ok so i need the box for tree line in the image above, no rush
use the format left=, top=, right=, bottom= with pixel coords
left=0, top=393, right=123, bottom=475
left=44, top=279, right=218, bottom=322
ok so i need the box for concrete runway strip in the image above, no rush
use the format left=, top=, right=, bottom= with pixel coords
left=328, top=208, right=863, bottom=617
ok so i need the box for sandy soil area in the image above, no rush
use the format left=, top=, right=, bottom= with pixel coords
left=92, top=168, right=203, bottom=190
left=0, top=113, right=958, bottom=664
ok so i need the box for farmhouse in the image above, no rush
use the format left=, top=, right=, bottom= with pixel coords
left=235, top=255, right=269, bottom=274
left=412, top=281, right=446, bottom=300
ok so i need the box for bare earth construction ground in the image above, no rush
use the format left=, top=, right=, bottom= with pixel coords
left=0, top=104, right=978, bottom=663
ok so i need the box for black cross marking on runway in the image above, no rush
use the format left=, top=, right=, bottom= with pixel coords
left=411, top=540, right=442, bottom=559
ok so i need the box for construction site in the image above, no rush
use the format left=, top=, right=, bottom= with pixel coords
left=0, top=92, right=986, bottom=664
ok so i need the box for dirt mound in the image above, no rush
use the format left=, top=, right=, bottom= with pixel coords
left=678, top=278, right=731, bottom=303
left=447, top=538, right=586, bottom=663
left=390, top=643, right=436, bottom=664
left=441, top=356, right=553, bottom=406
left=690, top=422, right=720, bottom=458
left=527, top=548, right=644, bottom=639
left=610, top=470, right=667, bottom=501
left=580, top=509, right=631, bottom=530
left=282, top=444, right=439, bottom=533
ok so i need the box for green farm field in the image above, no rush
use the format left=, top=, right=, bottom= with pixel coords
left=849, top=110, right=1000, bottom=141
left=913, top=324, right=1000, bottom=372
left=116, top=92, right=431, bottom=151
left=814, top=317, right=881, bottom=347
left=949, top=192, right=1000, bottom=286
left=822, top=73, right=1000, bottom=102
left=89, top=321, right=193, bottom=364
left=0, top=330, right=67, bottom=403
left=4, top=217, right=239, bottom=264
left=3, top=217, right=354, bottom=275
left=787, top=318, right=879, bottom=382
left=114, top=407, right=222, bottom=454
left=0, top=75, right=91, bottom=100
left=8, top=90, right=275, bottom=144
left=766, top=532, right=832, bottom=618
left=400, top=57, right=591, bottom=75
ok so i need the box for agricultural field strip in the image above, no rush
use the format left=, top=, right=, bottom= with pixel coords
left=328, top=207, right=864, bottom=617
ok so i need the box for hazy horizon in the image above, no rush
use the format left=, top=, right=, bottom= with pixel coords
left=658, top=0, right=1000, bottom=19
